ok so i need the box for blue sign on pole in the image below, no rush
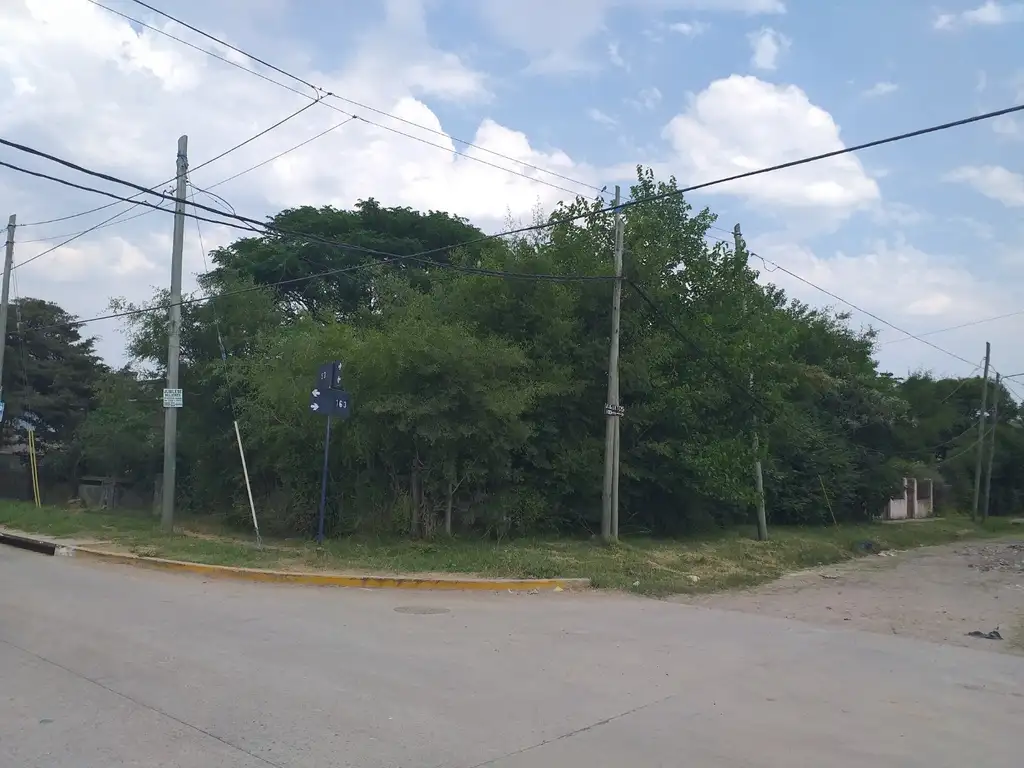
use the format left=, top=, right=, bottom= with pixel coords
left=308, top=387, right=351, bottom=419
left=0, top=400, right=5, bottom=423
left=317, top=361, right=343, bottom=391
left=309, top=362, right=351, bottom=543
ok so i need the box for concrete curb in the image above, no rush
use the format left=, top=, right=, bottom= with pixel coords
left=0, top=530, right=58, bottom=556
left=1, top=532, right=589, bottom=591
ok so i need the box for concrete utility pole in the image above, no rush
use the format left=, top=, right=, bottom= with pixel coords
left=161, top=136, right=188, bottom=531
left=601, top=185, right=624, bottom=542
left=735, top=224, right=768, bottom=541
left=0, top=214, right=15, bottom=402
left=971, top=341, right=991, bottom=522
left=982, top=372, right=1001, bottom=522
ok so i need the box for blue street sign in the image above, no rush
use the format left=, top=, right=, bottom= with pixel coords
left=0, top=400, right=5, bottom=423
left=309, top=387, right=351, bottom=419
left=317, top=361, right=343, bottom=390
left=311, top=361, right=350, bottom=545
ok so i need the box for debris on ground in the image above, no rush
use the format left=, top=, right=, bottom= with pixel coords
left=855, top=540, right=878, bottom=554
left=966, top=629, right=1003, bottom=640
left=959, top=541, right=1024, bottom=573
left=819, top=574, right=839, bottom=580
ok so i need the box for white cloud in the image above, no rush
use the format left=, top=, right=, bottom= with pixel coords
left=946, top=165, right=1024, bottom=207
left=934, top=1, right=1024, bottom=29
left=751, top=234, right=1020, bottom=376
left=587, top=107, right=618, bottom=127
left=477, top=0, right=784, bottom=73
left=862, top=81, right=898, bottom=97
left=633, top=86, right=663, bottom=110
left=662, top=75, right=879, bottom=214
left=747, top=28, right=790, bottom=71
left=992, top=115, right=1022, bottom=137
left=608, top=41, right=628, bottom=69
left=1, top=0, right=601, bottom=362
left=669, top=21, right=709, bottom=36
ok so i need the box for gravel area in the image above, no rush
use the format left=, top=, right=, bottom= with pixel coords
left=673, top=538, right=1024, bottom=654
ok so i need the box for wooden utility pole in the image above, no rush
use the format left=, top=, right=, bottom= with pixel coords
left=161, top=136, right=188, bottom=530
left=735, top=224, right=768, bottom=541
left=982, top=372, right=1001, bottom=522
left=971, top=341, right=991, bottom=521
left=0, top=214, right=15, bottom=403
left=601, top=185, right=624, bottom=541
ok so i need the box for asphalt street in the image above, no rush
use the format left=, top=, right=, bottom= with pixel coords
left=2, top=544, right=1022, bottom=767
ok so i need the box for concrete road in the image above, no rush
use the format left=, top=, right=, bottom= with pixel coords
left=2, top=544, right=1022, bottom=767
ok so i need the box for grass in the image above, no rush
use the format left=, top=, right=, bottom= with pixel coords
left=1, top=501, right=1017, bottom=596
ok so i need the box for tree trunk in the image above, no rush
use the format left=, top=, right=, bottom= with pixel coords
left=410, top=458, right=421, bottom=538
left=445, top=478, right=453, bottom=536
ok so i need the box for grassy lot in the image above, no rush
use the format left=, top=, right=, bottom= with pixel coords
left=0, top=501, right=1017, bottom=596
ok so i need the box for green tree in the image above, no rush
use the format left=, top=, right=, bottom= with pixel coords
left=1, top=297, right=105, bottom=451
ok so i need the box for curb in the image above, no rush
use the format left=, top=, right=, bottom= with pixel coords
left=1, top=533, right=589, bottom=591
left=0, top=530, right=58, bottom=556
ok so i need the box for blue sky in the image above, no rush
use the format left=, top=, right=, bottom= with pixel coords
left=1, top=0, right=1022, bottom=391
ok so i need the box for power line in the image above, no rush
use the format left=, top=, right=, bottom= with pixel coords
left=877, top=309, right=1024, bottom=345
left=9, top=92, right=1021, bottom=276
left=749, top=252, right=982, bottom=370
left=17, top=98, right=318, bottom=230
left=90, top=0, right=600, bottom=199
left=0, top=144, right=618, bottom=283
left=205, top=116, right=358, bottom=191
left=16, top=115, right=357, bottom=253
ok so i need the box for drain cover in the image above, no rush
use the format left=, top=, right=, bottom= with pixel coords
left=394, top=605, right=450, bottom=615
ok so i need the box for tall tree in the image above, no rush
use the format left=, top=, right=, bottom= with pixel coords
left=1, top=298, right=105, bottom=451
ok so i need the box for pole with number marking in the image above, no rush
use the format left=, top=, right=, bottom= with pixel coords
left=161, top=136, right=188, bottom=530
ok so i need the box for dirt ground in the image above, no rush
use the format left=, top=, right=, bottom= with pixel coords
left=674, top=537, right=1024, bottom=654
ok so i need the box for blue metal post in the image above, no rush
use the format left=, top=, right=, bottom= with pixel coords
left=316, top=414, right=332, bottom=543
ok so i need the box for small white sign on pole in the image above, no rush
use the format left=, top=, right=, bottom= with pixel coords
left=162, top=388, right=184, bottom=408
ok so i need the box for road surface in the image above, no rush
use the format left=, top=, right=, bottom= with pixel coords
left=2, top=544, right=1022, bottom=767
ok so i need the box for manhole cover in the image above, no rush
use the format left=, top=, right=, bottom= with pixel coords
left=394, top=606, right=450, bottom=615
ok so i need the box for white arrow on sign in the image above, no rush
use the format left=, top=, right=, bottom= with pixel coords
left=310, top=402, right=320, bottom=411
left=312, top=388, right=321, bottom=397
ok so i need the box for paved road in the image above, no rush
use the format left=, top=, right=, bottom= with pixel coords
left=2, top=544, right=1022, bottom=767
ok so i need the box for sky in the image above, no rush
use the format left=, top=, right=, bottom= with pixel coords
left=1, top=0, right=1022, bottom=396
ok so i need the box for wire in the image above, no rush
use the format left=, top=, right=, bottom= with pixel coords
left=12, top=196, right=173, bottom=270
left=749, top=253, right=981, bottom=370
left=16, top=98, right=320, bottom=230
left=17, top=114, right=356, bottom=255
left=877, top=309, right=1024, bottom=345
left=939, top=363, right=983, bottom=403
left=114, top=0, right=604, bottom=197
left=937, top=429, right=989, bottom=465
left=0, top=150, right=617, bottom=283
left=82, top=1, right=595, bottom=199
left=204, top=116, right=357, bottom=191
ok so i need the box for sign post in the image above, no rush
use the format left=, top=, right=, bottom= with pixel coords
left=308, top=361, right=351, bottom=543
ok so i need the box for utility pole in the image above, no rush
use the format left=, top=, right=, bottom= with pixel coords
left=971, top=341, right=991, bottom=522
left=0, top=214, right=15, bottom=402
left=982, top=372, right=1001, bottom=522
left=601, top=185, right=624, bottom=542
left=161, top=136, right=188, bottom=531
left=735, top=224, right=768, bottom=541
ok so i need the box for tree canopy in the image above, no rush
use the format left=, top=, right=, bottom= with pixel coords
left=26, top=167, right=1024, bottom=536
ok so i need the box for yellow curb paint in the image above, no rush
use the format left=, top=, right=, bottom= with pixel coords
left=71, top=547, right=590, bottom=591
